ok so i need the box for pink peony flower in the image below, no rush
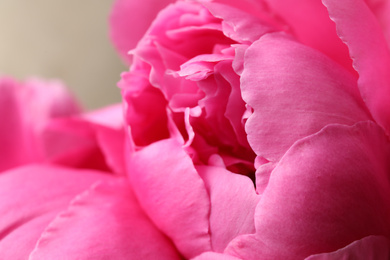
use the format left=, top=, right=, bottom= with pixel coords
left=110, top=0, right=390, bottom=259
left=1, top=0, right=390, bottom=258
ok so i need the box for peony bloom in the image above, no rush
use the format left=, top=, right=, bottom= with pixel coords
left=1, top=0, right=390, bottom=258
left=111, top=0, right=390, bottom=259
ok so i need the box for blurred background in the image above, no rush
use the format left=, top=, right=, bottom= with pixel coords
left=0, top=0, right=126, bottom=109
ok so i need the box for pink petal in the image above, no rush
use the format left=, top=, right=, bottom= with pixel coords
left=203, top=2, right=276, bottom=43
left=265, top=0, right=354, bottom=73
left=127, top=139, right=211, bottom=258
left=30, top=178, right=181, bottom=259
left=365, top=0, right=390, bottom=48
left=192, top=251, right=242, bottom=260
left=0, top=164, right=112, bottom=259
left=40, top=104, right=126, bottom=174
left=241, top=32, right=371, bottom=165
left=0, top=77, right=80, bottom=171
left=305, top=236, right=390, bottom=260
left=197, top=165, right=259, bottom=252
left=109, top=0, right=175, bottom=64
left=225, top=121, right=390, bottom=259
left=323, top=0, right=390, bottom=135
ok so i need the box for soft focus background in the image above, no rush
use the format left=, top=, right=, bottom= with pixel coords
left=0, top=0, right=126, bottom=109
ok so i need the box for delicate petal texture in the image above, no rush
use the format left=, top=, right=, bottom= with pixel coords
left=192, top=251, right=242, bottom=260
left=30, top=178, right=181, bottom=260
left=323, top=0, right=390, bottom=135
left=0, top=77, right=80, bottom=171
left=127, top=139, right=211, bottom=258
left=264, top=0, right=354, bottom=72
left=241, top=32, right=371, bottom=164
left=197, top=165, right=259, bottom=252
left=305, top=236, right=390, bottom=260
left=0, top=164, right=112, bottom=259
left=109, top=0, right=175, bottom=64
left=225, top=121, right=390, bottom=259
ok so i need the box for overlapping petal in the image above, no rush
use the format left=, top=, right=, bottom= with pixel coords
left=197, top=164, right=259, bottom=252
left=40, top=104, right=126, bottom=174
left=241, top=32, right=371, bottom=167
left=323, top=0, right=390, bottom=135
left=30, top=178, right=181, bottom=259
left=0, top=77, right=80, bottom=172
left=127, top=138, right=211, bottom=258
left=225, top=121, right=390, bottom=259
left=0, top=164, right=112, bottom=259
left=264, top=0, right=354, bottom=72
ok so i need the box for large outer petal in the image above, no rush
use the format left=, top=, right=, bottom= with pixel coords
left=323, top=0, right=390, bottom=135
left=225, top=121, right=390, bottom=259
left=0, top=165, right=112, bottom=259
left=0, top=77, right=80, bottom=171
left=109, top=0, right=175, bottom=64
left=127, top=138, right=211, bottom=258
left=29, top=178, right=181, bottom=260
left=241, top=32, right=371, bottom=164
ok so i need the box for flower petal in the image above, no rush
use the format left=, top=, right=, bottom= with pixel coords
left=127, top=139, right=211, bottom=258
left=203, top=2, right=276, bottom=43
left=0, top=77, right=80, bottom=171
left=197, top=165, right=259, bottom=252
left=225, top=121, right=390, bottom=259
left=365, top=0, right=390, bottom=48
left=323, top=0, right=390, bottom=135
left=241, top=32, right=371, bottom=164
left=305, top=236, right=390, bottom=260
left=265, top=0, right=353, bottom=72
left=40, top=105, right=125, bottom=174
left=30, top=178, right=181, bottom=259
left=192, top=251, right=242, bottom=260
left=0, top=164, right=112, bottom=259
left=109, top=0, right=175, bottom=64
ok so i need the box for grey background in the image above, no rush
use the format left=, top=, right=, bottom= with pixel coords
left=0, top=0, right=127, bottom=109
